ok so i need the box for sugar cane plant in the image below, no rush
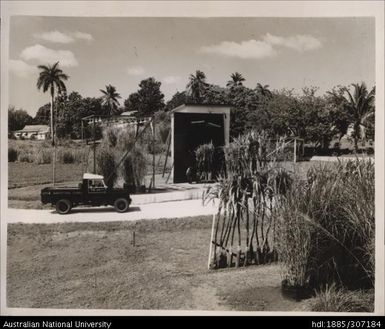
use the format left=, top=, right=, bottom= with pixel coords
left=204, top=131, right=292, bottom=269
left=275, top=159, right=375, bottom=290
left=195, top=142, right=215, bottom=181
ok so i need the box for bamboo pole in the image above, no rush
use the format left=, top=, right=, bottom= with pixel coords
left=152, top=117, right=156, bottom=189
left=245, top=198, right=250, bottom=266
left=93, top=116, right=96, bottom=174
left=208, top=213, right=217, bottom=270
left=236, top=208, right=242, bottom=268
left=162, top=132, right=171, bottom=178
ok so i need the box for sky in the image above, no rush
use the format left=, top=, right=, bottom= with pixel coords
left=8, top=16, right=375, bottom=116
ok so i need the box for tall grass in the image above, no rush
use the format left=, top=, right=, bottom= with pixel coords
left=56, top=148, right=85, bottom=164
left=309, top=284, right=374, bottom=312
left=104, top=126, right=119, bottom=148
left=96, top=147, right=117, bottom=188
left=276, top=159, right=375, bottom=289
left=121, top=146, right=147, bottom=187
left=34, top=147, right=52, bottom=164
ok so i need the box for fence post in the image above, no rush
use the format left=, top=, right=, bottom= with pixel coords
left=208, top=213, right=217, bottom=270
left=293, top=138, right=297, bottom=163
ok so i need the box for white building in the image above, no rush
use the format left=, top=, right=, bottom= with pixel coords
left=13, top=125, right=50, bottom=140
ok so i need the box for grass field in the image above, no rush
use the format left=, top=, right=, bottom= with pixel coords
left=8, top=139, right=173, bottom=209
left=7, top=215, right=309, bottom=311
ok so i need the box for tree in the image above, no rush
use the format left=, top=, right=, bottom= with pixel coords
left=255, top=83, right=273, bottom=100
left=8, top=106, right=33, bottom=132
left=186, top=70, right=208, bottom=102
left=201, top=84, right=228, bottom=105
left=55, top=92, right=104, bottom=139
left=325, top=86, right=352, bottom=141
left=37, top=61, right=69, bottom=145
left=124, top=77, right=165, bottom=117
left=342, top=82, right=375, bottom=152
left=266, top=89, right=305, bottom=139
left=124, top=92, right=141, bottom=113
left=226, top=72, right=245, bottom=89
left=100, top=84, right=121, bottom=116
left=34, top=103, right=51, bottom=125
left=164, top=91, right=187, bottom=111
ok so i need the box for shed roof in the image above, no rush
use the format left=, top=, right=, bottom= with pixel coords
left=83, top=173, right=104, bottom=180
left=171, top=103, right=231, bottom=113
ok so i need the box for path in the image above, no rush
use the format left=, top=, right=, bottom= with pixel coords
left=6, top=199, right=218, bottom=224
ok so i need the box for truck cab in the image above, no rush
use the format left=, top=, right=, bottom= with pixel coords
left=81, top=173, right=108, bottom=203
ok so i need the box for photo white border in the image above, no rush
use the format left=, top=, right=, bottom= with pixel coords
left=1, top=0, right=384, bottom=316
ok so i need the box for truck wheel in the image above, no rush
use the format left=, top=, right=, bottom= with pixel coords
left=56, top=199, right=72, bottom=215
left=114, top=198, right=129, bottom=213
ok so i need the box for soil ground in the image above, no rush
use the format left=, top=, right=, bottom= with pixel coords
left=7, top=215, right=309, bottom=311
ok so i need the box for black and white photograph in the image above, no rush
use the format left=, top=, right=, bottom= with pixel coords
left=1, top=1, right=384, bottom=316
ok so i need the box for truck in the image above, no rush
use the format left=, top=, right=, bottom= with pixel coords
left=41, top=173, right=132, bottom=214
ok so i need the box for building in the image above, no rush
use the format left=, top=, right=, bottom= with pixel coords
left=13, top=125, right=50, bottom=140
left=171, top=104, right=231, bottom=183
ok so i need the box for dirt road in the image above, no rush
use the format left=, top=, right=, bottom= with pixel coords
left=6, top=199, right=218, bottom=224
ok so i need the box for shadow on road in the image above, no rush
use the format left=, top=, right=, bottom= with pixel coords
left=51, top=206, right=142, bottom=215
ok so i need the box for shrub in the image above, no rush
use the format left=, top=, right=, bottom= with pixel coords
left=122, top=157, right=135, bottom=186
left=309, top=284, right=374, bottom=312
left=104, top=127, right=119, bottom=148
left=96, top=147, right=117, bottom=188
left=117, top=129, right=136, bottom=152
left=35, top=147, right=52, bottom=164
left=8, top=132, right=16, bottom=140
left=61, top=150, right=75, bottom=164
left=195, top=142, right=215, bottom=181
left=8, top=147, right=18, bottom=162
left=146, top=140, right=163, bottom=155
left=17, top=150, right=34, bottom=163
left=121, top=147, right=147, bottom=187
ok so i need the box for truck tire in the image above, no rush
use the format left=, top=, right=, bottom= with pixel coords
left=114, top=198, right=129, bottom=213
left=56, top=199, right=72, bottom=215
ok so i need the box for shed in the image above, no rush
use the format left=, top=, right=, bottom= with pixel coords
left=171, top=104, right=231, bottom=183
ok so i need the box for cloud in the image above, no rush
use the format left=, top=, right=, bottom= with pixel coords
left=34, top=30, right=94, bottom=43
left=20, top=44, right=78, bottom=67
left=73, top=31, right=94, bottom=42
left=34, top=31, right=74, bottom=44
left=9, top=59, right=38, bottom=78
left=126, top=65, right=145, bottom=76
left=199, top=33, right=323, bottom=59
left=162, top=76, right=182, bottom=84
left=200, top=40, right=276, bottom=59
left=263, top=33, right=322, bottom=52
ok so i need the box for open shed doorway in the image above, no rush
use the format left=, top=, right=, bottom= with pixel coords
left=171, top=105, right=231, bottom=183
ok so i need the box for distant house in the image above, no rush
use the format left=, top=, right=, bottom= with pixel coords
left=13, top=125, right=50, bottom=140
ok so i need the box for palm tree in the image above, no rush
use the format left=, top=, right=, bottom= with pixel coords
left=100, top=84, right=121, bottom=116
left=37, top=62, right=69, bottom=186
left=256, top=83, right=273, bottom=100
left=37, top=61, right=69, bottom=146
left=343, top=82, right=375, bottom=152
left=226, top=72, right=245, bottom=88
left=186, top=70, right=208, bottom=102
